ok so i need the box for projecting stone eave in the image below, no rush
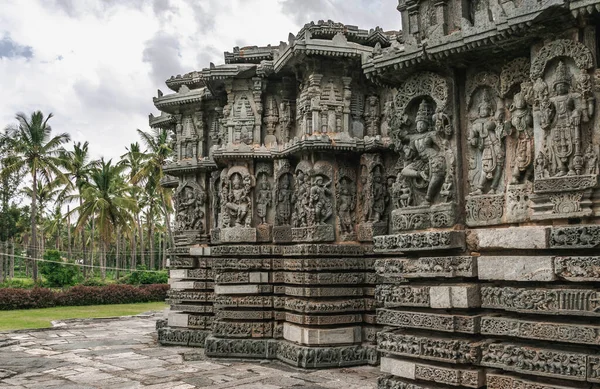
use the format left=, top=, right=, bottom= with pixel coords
left=224, top=45, right=276, bottom=64
left=165, top=71, right=206, bottom=92
left=295, top=20, right=394, bottom=48
left=153, top=86, right=210, bottom=114
left=209, top=134, right=394, bottom=162
left=200, top=63, right=260, bottom=96
left=163, top=158, right=218, bottom=177
left=159, top=174, right=179, bottom=188
left=148, top=111, right=176, bottom=129
left=273, top=32, right=376, bottom=73
left=362, top=0, right=579, bottom=82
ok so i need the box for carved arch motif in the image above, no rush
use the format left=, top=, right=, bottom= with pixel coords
left=500, top=57, right=530, bottom=97
left=530, top=39, right=594, bottom=80
left=466, top=71, right=500, bottom=107
left=394, top=72, right=451, bottom=115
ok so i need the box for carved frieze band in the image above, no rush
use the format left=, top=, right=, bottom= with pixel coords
left=481, top=286, right=600, bottom=316
left=374, top=231, right=465, bottom=253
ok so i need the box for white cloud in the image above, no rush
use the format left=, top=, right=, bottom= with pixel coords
left=0, top=0, right=399, bottom=160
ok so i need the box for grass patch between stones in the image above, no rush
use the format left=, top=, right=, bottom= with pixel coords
left=0, top=301, right=167, bottom=331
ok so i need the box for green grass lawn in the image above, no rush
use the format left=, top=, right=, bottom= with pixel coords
left=0, top=302, right=168, bottom=331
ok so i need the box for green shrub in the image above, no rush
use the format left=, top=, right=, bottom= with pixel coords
left=119, top=267, right=168, bottom=285
left=0, top=284, right=169, bottom=310
left=39, top=250, right=80, bottom=287
left=79, top=278, right=107, bottom=287
left=0, top=278, right=36, bottom=289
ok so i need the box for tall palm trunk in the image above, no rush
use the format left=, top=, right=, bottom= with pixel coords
left=101, top=241, right=106, bottom=280
left=9, top=238, right=14, bottom=279
left=148, top=220, right=154, bottom=270
left=136, top=215, right=144, bottom=268
left=115, top=227, right=120, bottom=280
left=67, top=205, right=72, bottom=261
left=90, top=218, right=95, bottom=276
left=131, top=230, right=137, bottom=270
left=160, top=192, right=175, bottom=257
left=80, top=199, right=88, bottom=277
left=30, top=171, right=38, bottom=281
left=162, top=232, right=167, bottom=269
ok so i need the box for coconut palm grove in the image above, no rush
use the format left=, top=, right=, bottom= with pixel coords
left=0, top=110, right=173, bottom=284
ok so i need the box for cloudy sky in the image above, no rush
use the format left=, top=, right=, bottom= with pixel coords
left=0, top=0, right=399, bottom=160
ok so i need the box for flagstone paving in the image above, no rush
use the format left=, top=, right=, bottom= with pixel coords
left=0, top=311, right=378, bottom=389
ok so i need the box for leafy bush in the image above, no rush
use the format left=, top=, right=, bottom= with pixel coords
left=0, top=284, right=169, bottom=310
left=79, top=278, right=107, bottom=287
left=119, top=267, right=168, bottom=285
left=39, top=250, right=80, bottom=287
left=0, top=278, right=36, bottom=289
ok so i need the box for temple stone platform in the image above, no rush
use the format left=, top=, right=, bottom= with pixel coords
left=151, top=2, right=600, bottom=387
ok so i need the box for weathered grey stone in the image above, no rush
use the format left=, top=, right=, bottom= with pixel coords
left=380, top=357, right=484, bottom=388
left=213, top=284, right=272, bottom=295
left=430, top=285, right=480, bottom=308
left=486, top=373, right=582, bottom=389
left=480, top=316, right=600, bottom=345
left=470, top=226, right=549, bottom=250
left=377, top=309, right=481, bottom=334
left=380, top=357, right=415, bottom=380
left=477, top=256, right=556, bottom=281
left=283, top=323, right=361, bottom=345
left=374, top=231, right=465, bottom=253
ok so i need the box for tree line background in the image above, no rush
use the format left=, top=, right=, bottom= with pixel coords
left=0, top=111, right=175, bottom=283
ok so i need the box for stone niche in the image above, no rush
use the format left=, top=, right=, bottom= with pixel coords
left=151, top=3, right=600, bottom=386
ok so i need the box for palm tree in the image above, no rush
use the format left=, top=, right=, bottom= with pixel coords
left=60, top=141, right=97, bottom=273
left=2, top=112, right=70, bottom=281
left=22, top=180, right=61, bottom=255
left=74, top=158, right=137, bottom=279
left=119, top=142, right=146, bottom=270
left=134, top=129, right=174, bottom=261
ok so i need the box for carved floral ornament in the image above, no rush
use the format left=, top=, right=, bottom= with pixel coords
left=530, top=39, right=594, bottom=80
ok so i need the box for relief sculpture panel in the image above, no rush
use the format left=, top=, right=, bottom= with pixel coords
left=388, top=72, right=456, bottom=232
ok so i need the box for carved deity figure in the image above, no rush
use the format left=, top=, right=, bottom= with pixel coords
left=468, top=94, right=504, bottom=195
left=440, top=174, right=453, bottom=203
left=292, top=170, right=310, bottom=227
left=365, top=95, right=380, bottom=137
left=400, top=100, right=447, bottom=205
left=175, top=185, right=206, bottom=232
left=368, top=169, right=386, bottom=222
left=535, top=151, right=549, bottom=179
left=240, top=125, right=252, bottom=145
left=256, top=176, right=272, bottom=224
left=337, top=178, right=355, bottom=234
left=585, top=145, right=599, bottom=175
left=276, top=175, right=293, bottom=226
left=309, top=176, right=333, bottom=225
left=509, top=88, right=534, bottom=184
left=392, top=179, right=412, bottom=208
left=225, top=174, right=252, bottom=227
left=539, top=61, right=588, bottom=177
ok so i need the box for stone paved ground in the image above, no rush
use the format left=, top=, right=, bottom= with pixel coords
left=0, top=310, right=378, bottom=389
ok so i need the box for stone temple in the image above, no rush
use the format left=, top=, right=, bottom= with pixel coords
left=150, top=0, right=600, bottom=387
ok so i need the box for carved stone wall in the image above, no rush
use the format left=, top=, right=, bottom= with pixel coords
left=151, top=2, right=600, bottom=383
